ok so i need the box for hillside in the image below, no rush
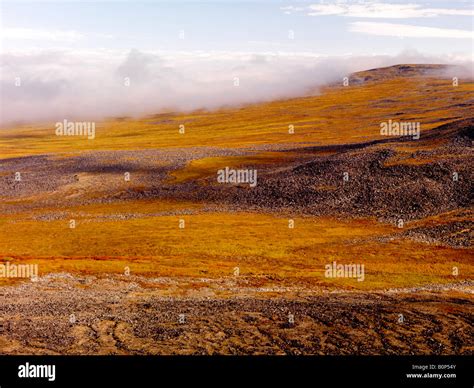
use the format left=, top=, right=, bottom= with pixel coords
left=0, top=64, right=472, bottom=157
left=0, top=64, right=472, bottom=355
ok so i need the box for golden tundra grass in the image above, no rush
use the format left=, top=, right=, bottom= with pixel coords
left=0, top=200, right=471, bottom=289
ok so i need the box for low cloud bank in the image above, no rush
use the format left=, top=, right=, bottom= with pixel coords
left=1, top=49, right=472, bottom=126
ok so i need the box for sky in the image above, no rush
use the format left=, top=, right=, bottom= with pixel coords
left=0, top=1, right=473, bottom=124
left=1, top=0, right=473, bottom=55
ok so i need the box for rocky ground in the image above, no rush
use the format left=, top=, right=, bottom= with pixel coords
left=186, top=119, right=473, bottom=229
left=0, top=274, right=472, bottom=355
left=2, top=118, right=471, bottom=247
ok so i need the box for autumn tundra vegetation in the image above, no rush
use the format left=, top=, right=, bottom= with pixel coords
left=0, top=64, right=472, bottom=355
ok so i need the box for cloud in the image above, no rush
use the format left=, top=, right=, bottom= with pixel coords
left=307, top=2, right=474, bottom=18
left=2, top=28, right=84, bottom=42
left=350, top=22, right=473, bottom=39
left=280, top=5, right=305, bottom=14
left=0, top=49, right=472, bottom=126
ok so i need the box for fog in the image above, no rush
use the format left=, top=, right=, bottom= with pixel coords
left=1, top=49, right=472, bottom=126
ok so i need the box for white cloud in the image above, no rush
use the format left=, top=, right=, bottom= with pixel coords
left=2, top=28, right=84, bottom=42
left=306, top=2, right=474, bottom=18
left=350, top=22, right=473, bottom=39
left=280, top=5, right=305, bottom=14
left=0, top=49, right=472, bottom=125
